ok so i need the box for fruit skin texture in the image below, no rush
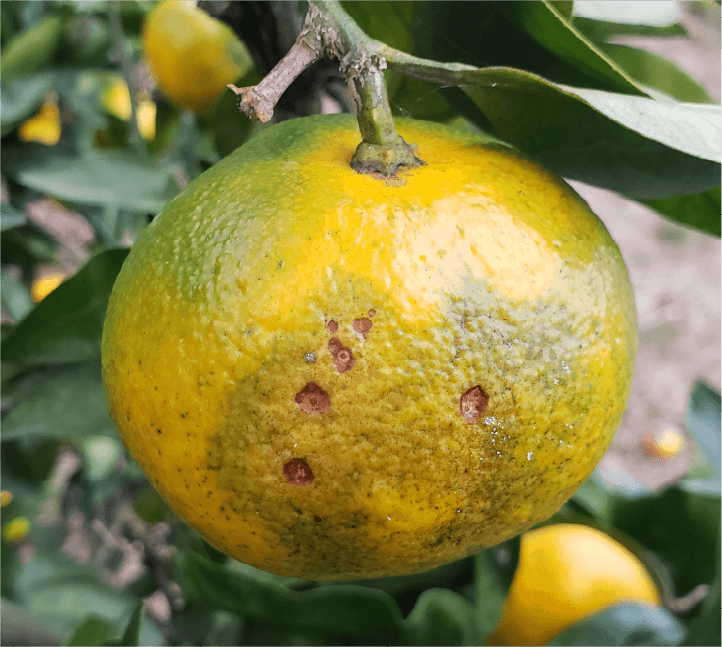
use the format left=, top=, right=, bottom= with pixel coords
left=142, top=0, right=252, bottom=113
left=101, top=114, right=637, bottom=580
left=487, top=523, right=661, bottom=646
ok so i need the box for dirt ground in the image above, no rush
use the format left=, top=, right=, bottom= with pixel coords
left=572, top=2, right=721, bottom=491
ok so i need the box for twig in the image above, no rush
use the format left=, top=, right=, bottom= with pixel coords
left=228, top=0, right=429, bottom=177
left=108, top=1, right=146, bottom=158
left=228, top=30, right=324, bottom=123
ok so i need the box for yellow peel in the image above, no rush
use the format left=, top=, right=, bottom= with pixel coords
left=102, top=115, right=637, bottom=580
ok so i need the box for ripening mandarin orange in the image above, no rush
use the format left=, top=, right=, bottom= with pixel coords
left=487, top=524, right=661, bottom=646
left=142, top=0, right=252, bottom=113
left=102, top=114, right=637, bottom=580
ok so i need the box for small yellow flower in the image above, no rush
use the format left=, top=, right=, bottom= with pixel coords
left=31, top=272, right=65, bottom=302
left=2, top=517, right=30, bottom=543
left=18, top=98, right=61, bottom=145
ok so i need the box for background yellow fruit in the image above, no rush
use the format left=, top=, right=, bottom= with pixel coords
left=2, top=517, right=31, bottom=543
left=102, top=114, right=637, bottom=580
left=18, top=98, right=61, bottom=145
left=142, top=0, right=252, bottom=113
left=31, top=272, right=65, bottom=302
left=101, top=76, right=156, bottom=141
left=487, top=523, right=662, bottom=646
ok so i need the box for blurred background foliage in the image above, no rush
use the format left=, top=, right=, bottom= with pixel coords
left=1, top=1, right=720, bottom=645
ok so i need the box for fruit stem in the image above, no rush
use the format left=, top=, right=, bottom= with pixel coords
left=229, top=0, right=424, bottom=178
left=309, top=1, right=424, bottom=176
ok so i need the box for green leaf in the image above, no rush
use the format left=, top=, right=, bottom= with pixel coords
left=0, top=223, right=58, bottom=275
left=684, top=381, right=721, bottom=474
left=342, top=557, right=473, bottom=601
left=177, top=551, right=405, bottom=642
left=495, top=1, right=645, bottom=95
left=0, top=596, right=66, bottom=646
left=1, top=271, right=34, bottom=322
left=558, top=86, right=718, bottom=164
left=414, top=2, right=643, bottom=94
left=2, top=248, right=128, bottom=376
left=645, top=187, right=721, bottom=237
left=570, top=470, right=614, bottom=520
left=15, top=151, right=180, bottom=213
left=2, top=361, right=115, bottom=441
left=1, top=203, right=27, bottom=231
left=66, top=615, right=115, bottom=646
left=678, top=479, right=721, bottom=496
left=596, top=43, right=715, bottom=104
left=105, top=602, right=144, bottom=647
left=547, top=603, right=687, bottom=646
left=388, top=74, right=456, bottom=122
left=0, top=14, right=64, bottom=80
left=0, top=71, right=55, bottom=136
left=455, top=69, right=720, bottom=200
left=683, top=524, right=721, bottom=646
left=341, top=1, right=416, bottom=52
left=403, top=588, right=477, bottom=646
left=473, top=539, right=519, bottom=641
left=412, top=4, right=720, bottom=202
left=573, top=16, right=687, bottom=42
left=609, top=486, right=720, bottom=596
left=21, top=532, right=163, bottom=647
left=14, top=525, right=137, bottom=636
left=551, top=1, right=574, bottom=20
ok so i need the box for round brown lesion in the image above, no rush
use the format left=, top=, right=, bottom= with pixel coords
left=352, top=317, right=373, bottom=338
left=328, top=337, right=356, bottom=373
left=295, top=381, right=331, bottom=415
left=283, top=458, right=314, bottom=486
left=460, top=385, right=490, bottom=423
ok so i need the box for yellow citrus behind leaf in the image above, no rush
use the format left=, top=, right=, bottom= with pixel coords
left=101, top=77, right=156, bottom=140
left=19, top=98, right=61, bottom=145
left=31, top=272, right=65, bottom=302
left=487, top=524, right=661, bottom=646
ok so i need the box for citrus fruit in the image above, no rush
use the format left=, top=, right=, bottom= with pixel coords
left=487, top=523, right=661, bottom=646
left=18, top=97, right=61, bottom=146
left=643, top=426, right=686, bottom=459
left=101, top=76, right=156, bottom=141
left=101, top=114, right=637, bottom=580
left=2, top=516, right=30, bottom=543
left=142, top=0, right=252, bottom=114
left=31, top=272, right=64, bottom=302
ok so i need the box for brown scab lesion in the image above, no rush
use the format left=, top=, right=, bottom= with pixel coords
left=295, top=381, right=331, bottom=415
left=328, top=337, right=355, bottom=373
left=327, top=320, right=339, bottom=334
left=352, top=317, right=373, bottom=338
left=460, top=385, right=490, bottom=423
left=283, top=458, right=314, bottom=486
